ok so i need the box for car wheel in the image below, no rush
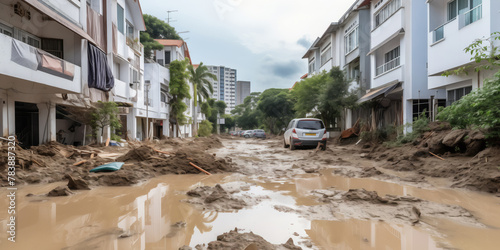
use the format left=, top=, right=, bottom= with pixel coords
left=290, top=138, right=295, bottom=151
left=283, top=139, right=289, bottom=148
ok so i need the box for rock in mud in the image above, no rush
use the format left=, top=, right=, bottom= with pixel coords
left=97, top=173, right=139, bottom=186
left=179, top=246, right=192, bottom=250
left=48, top=186, right=73, bottom=196
left=185, top=184, right=248, bottom=211
left=281, top=238, right=302, bottom=250
left=66, top=174, right=91, bottom=190
left=342, top=189, right=397, bottom=205
left=359, top=167, right=383, bottom=177
left=206, top=228, right=301, bottom=250
left=442, top=129, right=468, bottom=148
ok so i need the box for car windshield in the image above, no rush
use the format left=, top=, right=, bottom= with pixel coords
left=296, top=120, right=324, bottom=130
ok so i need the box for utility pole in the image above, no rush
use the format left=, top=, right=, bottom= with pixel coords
left=145, top=81, right=151, bottom=141
left=167, top=10, right=178, bottom=24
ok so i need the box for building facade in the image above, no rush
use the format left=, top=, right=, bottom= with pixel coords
left=0, top=0, right=145, bottom=147
left=206, top=65, right=237, bottom=114
left=236, top=81, right=251, bottom=105
left=427, top=0, right=499, bottom=114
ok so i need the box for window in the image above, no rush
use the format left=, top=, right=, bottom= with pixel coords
left=448, top=0, right=482, bottom=21
left=41, top=38, right=64, bottom=59
left=344, top=26, right=359, bottom=54
left=0, top=22, right=13, bottom=37
left=385, top=46, right=400, bottom=63
left=18, top=30, right=41, bottom=48
left=164, top=51, right=171, bottom=64
left=447, top=86, right=472, bottom=105
left=126, top=21, right=134, bottom=40
left=374, top=0, right=401, bottom=28
left=321, top=43, right=332, bottom=66
left=376, top=46, right=400, bottom=76
left=296, top=120, right=325, bottom=130
left=308, top=58, right=315, bottom=74
left=117, top=4, right=124, bottom=34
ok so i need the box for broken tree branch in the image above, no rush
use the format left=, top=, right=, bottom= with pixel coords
left=429, top=152, right=445, bottom=161
left=189, top=162, right=212, bottom=175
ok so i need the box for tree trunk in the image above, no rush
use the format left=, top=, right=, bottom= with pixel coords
left=193, top=83, right=198, bottom=137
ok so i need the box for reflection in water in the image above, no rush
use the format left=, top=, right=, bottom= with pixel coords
left=1, top=170, right=499, bottom=250
left=307, top=219, right=442, bottom=250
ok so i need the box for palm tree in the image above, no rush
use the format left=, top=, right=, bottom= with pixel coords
left=187, top=62, right=217, bottom=136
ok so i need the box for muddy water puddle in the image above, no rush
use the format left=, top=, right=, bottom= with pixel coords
left=1, top=167, right=499, bottom=249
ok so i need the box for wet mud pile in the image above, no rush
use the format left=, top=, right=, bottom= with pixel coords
left=346, top=123, right=500, bottom=194
left=180, top=228, right=302, bottom=250
left=184, top=183, right=266, bottom=211
left=0, top=136, right=232, bottom=187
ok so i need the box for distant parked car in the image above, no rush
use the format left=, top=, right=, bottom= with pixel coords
left=252, top=129, right=266, bottom=138
left=230, top=131, right=238, bottom=136
left=238, top=130, right=246, bottom=137
left=243, top=130, right=254, bottom=138
left=283, top=118, right=327, bottom=150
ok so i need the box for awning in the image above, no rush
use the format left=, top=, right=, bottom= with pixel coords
left=24, top=0, right=97, bottom=45
left=357, top=81, right=401, bottom=103
left=367, top=28, right=405, bottom=55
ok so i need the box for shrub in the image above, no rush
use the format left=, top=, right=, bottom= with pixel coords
left=385, top=112, right=430, bottom=147
left=437, top=71, right=500, bottom=138
left=198, top=120, right=213, bottom=137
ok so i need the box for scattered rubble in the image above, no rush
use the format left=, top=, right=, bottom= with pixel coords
left=200, top=228, right=302, bottom=250
left=47, top=186, right=73, bottom=197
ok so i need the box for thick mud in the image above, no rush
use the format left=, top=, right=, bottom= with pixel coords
left=1, top=137, right=500, bottom=249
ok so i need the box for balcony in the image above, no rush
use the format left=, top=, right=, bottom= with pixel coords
left=376, top=57, right=400, bottom=76
left=459, top=4, right=482, bottom=29
left=373, top=63, right=404, bottom=89
left=428, top=4, right=487, bottom=76
left=371, top=7, right=404, bottom=50
left=0, top=34, right=81, bottom=94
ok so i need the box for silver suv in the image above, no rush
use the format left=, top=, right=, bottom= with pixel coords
left=283, top=118, right=327, bottom=150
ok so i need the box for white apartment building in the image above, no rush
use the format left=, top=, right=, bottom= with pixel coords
left=236, top=81, right=251, bottom=105
left=153, top=39, right=195, bottom=138
left=365, top=0, right=446, bottom=129
left=302, top=0, right=372, bottom=130
left=206, top=65, right=237, bottom=114
left=427, top=0, right=499, bottom=108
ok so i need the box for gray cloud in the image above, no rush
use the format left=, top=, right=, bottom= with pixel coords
left=297, top=37, right=311, bottom=48
left=266, top=60, right=303, bottom=79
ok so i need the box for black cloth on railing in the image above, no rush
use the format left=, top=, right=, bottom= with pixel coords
left=88, top=43, right=114, bottom=91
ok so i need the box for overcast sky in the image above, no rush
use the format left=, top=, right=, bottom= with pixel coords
left=141, top=0, right=354, bottom=93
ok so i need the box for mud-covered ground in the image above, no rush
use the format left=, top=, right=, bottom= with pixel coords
left=1, top=129, right=500, bottom=249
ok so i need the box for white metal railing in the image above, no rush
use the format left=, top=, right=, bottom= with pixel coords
left=460, top=4, right=482, bottom=29
left=376, top=57, right=400, bottom=76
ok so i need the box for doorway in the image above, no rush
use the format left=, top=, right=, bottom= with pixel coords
left=15, top=102, right=39, bottom=148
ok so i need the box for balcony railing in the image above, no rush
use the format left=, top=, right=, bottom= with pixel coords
left=376, top=57, right=400, bottom=76
left=460, top=4, right=482, bottom=29
left=433, top=24, right=444, bottom=43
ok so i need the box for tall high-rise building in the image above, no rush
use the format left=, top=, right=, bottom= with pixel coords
left=236, top=81, right=251, bottom=106
left=206, top=65, right=237, bottom=114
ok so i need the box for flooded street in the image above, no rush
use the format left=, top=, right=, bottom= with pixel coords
left=1, top=138, right=500, bottom=249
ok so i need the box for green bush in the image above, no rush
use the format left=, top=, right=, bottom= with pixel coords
left=198, top=120, right=213, bottom=137
left=437, top=71, right=500, bottom=138
left=385, top=113, right=430, bottom=147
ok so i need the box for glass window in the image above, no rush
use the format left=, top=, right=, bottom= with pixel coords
left=0, top=23, right=13, bottom=37
left=448, top=0, right=457, bottom=20
left=117, top=4, right=124, bottom=34
left=344, top=26, right=359, bottom=54
left=385, top=46, right=400, bottom=63
left=374, top=0, right=401, bottom=28
left=126, top=21, right=134, bottom=40
left=296, top=120, right=325, bottom=130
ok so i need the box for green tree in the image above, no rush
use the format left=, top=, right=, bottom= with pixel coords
left=257, top=89, right=295, bottom=134
left=90, top=102, right=122, bottom=142
left=187, top=62, right=217, bottom=136
left=231, top=92, right=261, bottom=129
left=291, top=72, right=329, bottom=118
left=140, top=14, right=181, bottom=58
left=169, top=58, right=191, bottom=137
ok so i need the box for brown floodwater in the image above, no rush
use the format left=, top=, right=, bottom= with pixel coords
left=1, top=169, right=499, bottom=249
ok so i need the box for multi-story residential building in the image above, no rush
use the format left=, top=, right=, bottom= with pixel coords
left=427, top=0, right=499, bottom=112
left=153, top=39, right=194, bottom=138
left=0, top=0, right=146, bottom=146
left=362, top=0, right=446, bottom=129
left=236, top=81, right=251, bottom=105
left=302, top=0, right=371, bottom=131
left=206, top=65, right=237, bottom=114
left=109, top=0, right=146, bottom=140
